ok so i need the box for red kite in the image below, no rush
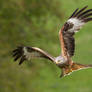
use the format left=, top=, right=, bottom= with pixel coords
left=12, top=6, right=92, bottom=77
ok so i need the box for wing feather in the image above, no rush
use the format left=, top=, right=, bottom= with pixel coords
left=69, top=8, right=79, bottom=18
left=81, top=13, right=92, bottom=19
left=78, top=9, right=92, bottom=18
left=59, top=6, right=92, bottom=58
left=74, top=6, right=88, bottom=17
left=12, top=46, right=55, bottom=65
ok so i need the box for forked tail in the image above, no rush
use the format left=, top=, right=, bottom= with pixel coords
left=60, top=62, right=92, bottom=78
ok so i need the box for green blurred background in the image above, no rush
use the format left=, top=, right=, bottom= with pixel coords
left=0, top=0, right=92, bottom=92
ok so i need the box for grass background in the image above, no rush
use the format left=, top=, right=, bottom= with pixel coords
left=0, top=0, right=92, bottom=92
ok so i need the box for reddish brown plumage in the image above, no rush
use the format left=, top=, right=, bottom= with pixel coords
left=60, top=63, right=92, bottom=77
left=59, top=26, right=68, bottom=58
left=12, top=6, right=92, bottom=78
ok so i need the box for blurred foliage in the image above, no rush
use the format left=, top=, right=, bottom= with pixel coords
left=0, top=0, right=92, bottom=92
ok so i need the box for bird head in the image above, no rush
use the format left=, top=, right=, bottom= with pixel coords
left=55, top=56, right=66, bottom=64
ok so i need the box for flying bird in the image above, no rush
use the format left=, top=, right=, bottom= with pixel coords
left=12, top=6, right=92, bottom=78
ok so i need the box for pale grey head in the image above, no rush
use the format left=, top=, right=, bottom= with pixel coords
left=55, top=56, right=67, bottom=65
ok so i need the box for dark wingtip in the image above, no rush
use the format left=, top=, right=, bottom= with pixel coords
left=81, top=13, right=92, bottom=19
left=69, top=8, right=79, bottom=18
left=14, top=54, right=21, bottom=61
left=12, top=46, right=24, bottom=63
left=19, top=62, right=22, bottom=65
left=19, top=56, right=26, bottom=65
left=74, top=5, right=88, bottom=17
left=78, top=8, right=92, bottom=18
left=81, top=5, right=88, bottom=10
left=83, top=18, right=92, bottom=22
left=84, top=5, right=88, bottom=9
left=12, top=49, right=18, bottom=53
left=69, top=5, right=89, bottom=19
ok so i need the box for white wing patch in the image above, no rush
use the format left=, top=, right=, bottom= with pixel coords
left=23, top=47, right=32, bottom=60
left=23, top=47, right=41, bottom=60
left=67, top=18, right=85, bottom=32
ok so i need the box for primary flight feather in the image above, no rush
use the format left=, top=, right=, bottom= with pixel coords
left=12, top=6, right=92, bottom=78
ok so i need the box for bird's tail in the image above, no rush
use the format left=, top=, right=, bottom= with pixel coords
left=60, top=62, right=92, bottom=78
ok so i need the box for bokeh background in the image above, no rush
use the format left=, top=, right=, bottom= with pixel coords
left=0, top=0, right=92, bottom=92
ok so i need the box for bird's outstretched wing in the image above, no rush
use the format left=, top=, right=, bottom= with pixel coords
left=12, top=46, right=55, bottom=65
left=59, top=6, right=92, bottom=59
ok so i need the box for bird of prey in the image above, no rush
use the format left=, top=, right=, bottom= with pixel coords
left=12, top=6, right=92, bottom=78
